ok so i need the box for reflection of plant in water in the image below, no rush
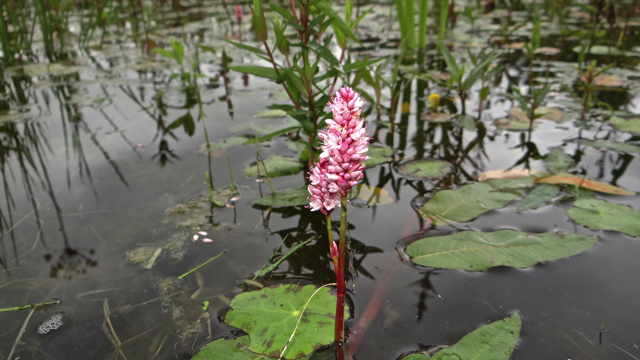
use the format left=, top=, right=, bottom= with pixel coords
left=46, top=247, right=98, bottom=280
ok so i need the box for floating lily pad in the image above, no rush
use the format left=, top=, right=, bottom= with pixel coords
left=545, top=148, right=573, bottom=173
left=578, top=140, right=640, bottom=153
left=406, top=230, right=598, bottom=270
left=397, top=159, right=452, bottom=181
left=518, top=184, right=559, bottom=211
left=201, top=137, right=248, bottom=153
left=257, top=109, right=288, bottom=118
left=245, top=156, right=303, bottom=178
left=609, top=116, right=640, bottom=135
left=494, top=117, right=535, bottom=131
left=193, top=336, right=306, bottom=360
left=507, top=107, right=564, bottom=122
left=483, top=176, right=535, bottom=190
left=479, top=169, right=549, bottom=181
left=572, top=45, right=640, bottom=56
left=419, top=183, right=519, bottom=226
left=253, top=187, right=309, bottom=207
left=424, top=113, right=451, bottom=123
left=537, top=172, right=636, bottom=195
left=350, top=184, right=393, bottom=205
left=365, top=146, right=393, bottom=167
left=224, top=284, right=347, bottom=359
left=593, top=75, right=624, bottom=87
left=535, top=47, right=561, bottom=56
left=568, top=199, right=640, bottom=237
left=429, top=313, right=521, bottom=360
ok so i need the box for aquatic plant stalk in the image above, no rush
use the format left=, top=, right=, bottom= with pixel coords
left=307, top=87, right=369, bottom=348
left=7, top=307, right=36, bottom=360
left=178, top=251, right=224, bottom=279
left=0, top=300, right=60, bottom=313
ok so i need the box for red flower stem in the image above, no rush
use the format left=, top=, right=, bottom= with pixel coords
left=326, top=214, right=339, bottom=273
left=334, top=197, right=348, bottom=346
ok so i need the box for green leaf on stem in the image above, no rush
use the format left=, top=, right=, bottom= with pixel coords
left=439, top=43, right=461, bottom=84
left=170, top=39, right=184, bottom=65
left=229, top=65, right=278, bottom=80
left=316, top=1, right=364, bottom=46
left=224, top=39, right=267, bottom=56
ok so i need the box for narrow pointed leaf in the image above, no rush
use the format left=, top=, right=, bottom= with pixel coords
left=537, top=172, right=636, bottom=195
left=224, top=39, right=267, bottom=56
left=406, top=230, right=598, bottom=270
left=316, top=1, right=363, bottom=46
left=430, top=314, right=521, bottom=360
left=518, top=184, right=559, bottom=211
left=229, top=65, right=278, bottom=80
left=439, top=43, right=460, bottom=83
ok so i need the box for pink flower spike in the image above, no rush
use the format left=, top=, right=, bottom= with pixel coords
left=307, top=87, right=370, bottom=214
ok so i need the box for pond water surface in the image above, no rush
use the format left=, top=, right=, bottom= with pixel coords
left=2, top=1, right=640, bottom=359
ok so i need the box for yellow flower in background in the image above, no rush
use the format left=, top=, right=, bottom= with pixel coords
left=427, top=93, right=440, bottom=110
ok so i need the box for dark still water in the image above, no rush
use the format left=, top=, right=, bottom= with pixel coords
left=1, top=1, right=640, bottom=359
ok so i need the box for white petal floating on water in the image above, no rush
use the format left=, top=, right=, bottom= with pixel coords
left=193, top=235, right=199, bottom=241
left=198, top=231, right=207, bottom=235
left=226, top=204, right=235, bottom=208
left=230, top=197, right=240, bottom=201
left=202, top=238, right=213, bottom=243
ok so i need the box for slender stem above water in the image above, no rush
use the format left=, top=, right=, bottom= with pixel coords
left=334, top=197, right=348, bottom=347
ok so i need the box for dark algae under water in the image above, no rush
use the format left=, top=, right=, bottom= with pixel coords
left=1, top=0, right=640, bottom=359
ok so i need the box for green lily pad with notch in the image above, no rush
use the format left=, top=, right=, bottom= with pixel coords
left=365, top=147, right=393, bottom=167
left=578, top=140, right=640, bottom=153
left=245, top=156, right=303, bottom=178
left=419, top=183, right=519, bottom=226
left=397, top=159, right=452, bottom=181
left=609, top=117, right=640, bottom=136
left=224, top=284, right=348, bottom=359
left=253, top=187, right=309, bottom=207
left=568, top=199, right=640, bottom=236
left=406, top=230, right=598, bottom=270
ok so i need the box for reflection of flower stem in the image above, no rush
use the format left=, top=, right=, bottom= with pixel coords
left=227, top=156, right=236, bottom=192
left=253, top=130, right=276, bottom=195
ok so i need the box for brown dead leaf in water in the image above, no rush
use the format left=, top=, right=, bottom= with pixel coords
left=536, top=172, right=636, bottom=195
left=479, top=169, right=550, bottom=181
